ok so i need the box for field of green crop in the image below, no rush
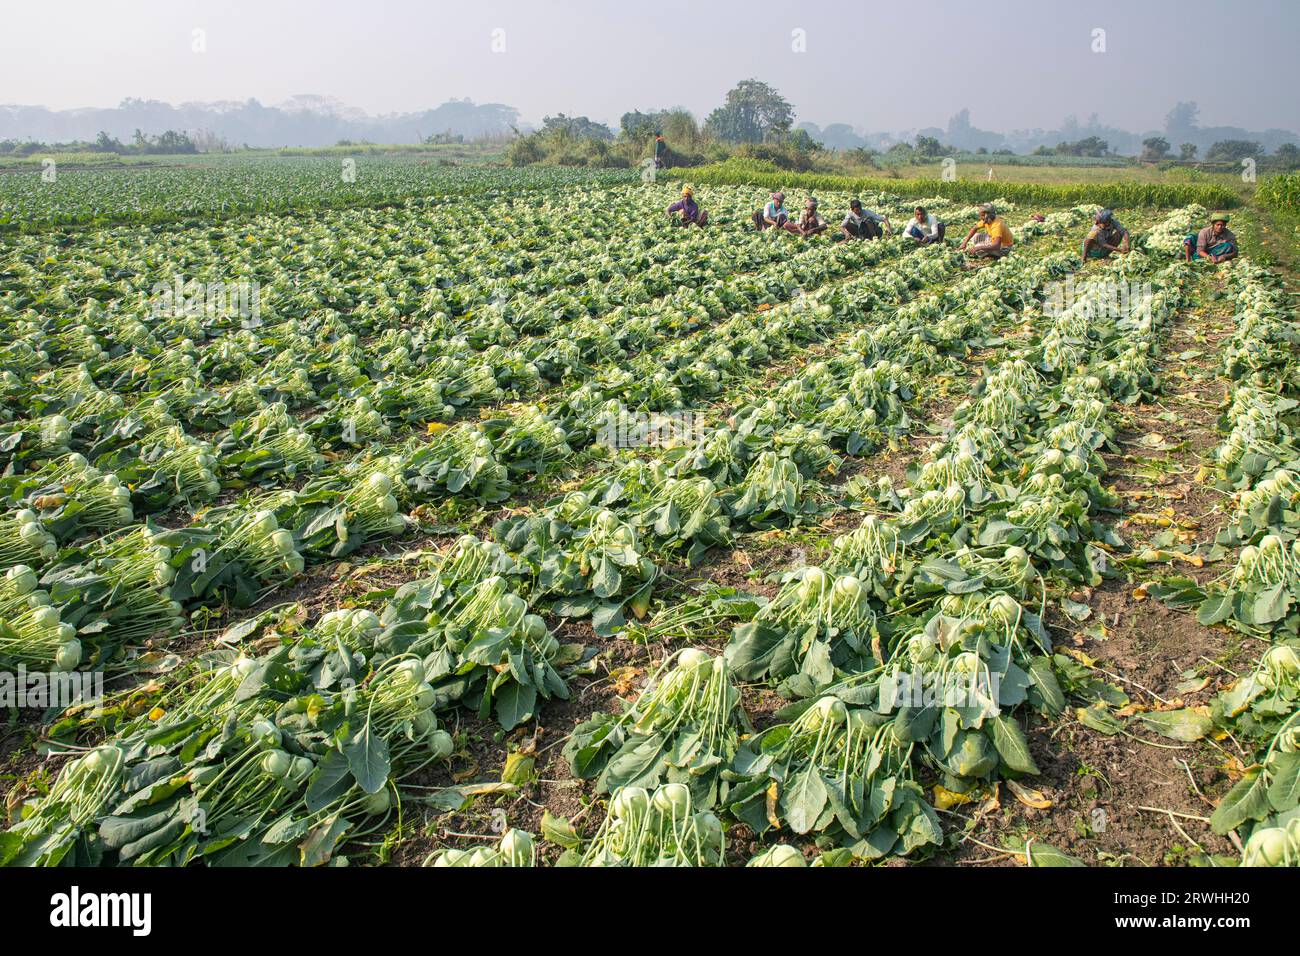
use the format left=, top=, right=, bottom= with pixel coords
left=0, top=161, right=1296, bottom=869
left=0, top=158, right=633, bottom=231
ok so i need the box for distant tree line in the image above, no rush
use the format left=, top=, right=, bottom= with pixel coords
left=505, top=79, right=1300, bottom=174
left=0, top=128, right=233, bottom=157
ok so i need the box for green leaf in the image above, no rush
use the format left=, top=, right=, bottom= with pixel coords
left=1076, top=703, right=1124, bottom=736
left=724, top=621, right=794, bottom=680
left=1252, top=583, right=1291, bottom=625
left=1196, top=589, right=1234, bottom=626
left=540, top=810, right=582, bottom=849
left=989, top=715, right=1039, bottom=774
left=344, top=724, right=391, bottom=794
left=590, top=555, right=621, bottom=599
left=501, top=750, right=536, bottom=786
left=598, top=733, right=667, bottom=793
left=1025, top=841, right=1085, bottom=867
left=1266, top=751, right=1300, bottom=812
left=0, top=831, right=21, bottom=867
left=782, top=766, right=828, bottom=835
left=1137, top=708, right=1212, bottom=742
left=1026, top=656, right=1065, bottom=716
left=300, top=815, right=352, bottom=867
left=1210, top=768, right=1272, bottom=835
left=305, top=749, right=354, bottom=812
left=493, top=681, right=537, bottom=730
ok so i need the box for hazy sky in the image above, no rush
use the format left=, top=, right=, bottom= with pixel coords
left=4, top=0, right=1297, bottom=132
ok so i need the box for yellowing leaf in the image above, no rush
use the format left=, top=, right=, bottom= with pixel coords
left=610, top=666, right=641, bottom=697
left=932, top=785, right=974, bottom=810
left=1006, top=779, right=1053, bottom=809
left=451, top=759, right=480, bottom=783
left=765, top=782, right=781, bottom=829
left=501, top=751, right=536, bottom=786
left=1061, top=648, right=1097, bottom=668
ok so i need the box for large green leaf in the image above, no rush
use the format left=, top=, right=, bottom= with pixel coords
left=494, top=680, right=538, bottom=730
left=1210, top=768, right=1272, bottom=835
left=344, top=724, right=391, bottom=794
left=1137, top=708, right=1212, bottom=742
left=990, top=715, right=1039, bottom=774
left=1267, top=751, right=1300, bottom=812
left=782, top=766, right=828, bottom=834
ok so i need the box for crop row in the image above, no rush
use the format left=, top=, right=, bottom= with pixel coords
left=1256, top=173, right=1300, bottom=215
left=672, top=161, right=1242, bottom=212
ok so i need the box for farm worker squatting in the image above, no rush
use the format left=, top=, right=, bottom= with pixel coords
left=1183, top=212, right=1238, bottom=263
left=796, top=198, right=828, bottom=237
left=667, top=186, right=708, bottom=227
left=1081, top=208, right=1130, bottom=259
left=900, top=206, right=946, bottom=245
left=961, top=203, right=1014, bottom=260
left=840, top=199, right=891, bottom=240
left=753, top=191, right=792, bottom=231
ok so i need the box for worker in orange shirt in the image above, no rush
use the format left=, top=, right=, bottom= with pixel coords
left=961, top=204, right=1014, bottom=261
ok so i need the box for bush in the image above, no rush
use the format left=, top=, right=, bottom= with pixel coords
left=734, top=142, right=816, bottom=172
left=506, top=137, right=545, bottom=167
left=546, top=150, right=589, bottom=168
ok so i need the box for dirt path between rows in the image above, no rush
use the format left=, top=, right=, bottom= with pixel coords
left=944, top=273, right=1261, bottom=866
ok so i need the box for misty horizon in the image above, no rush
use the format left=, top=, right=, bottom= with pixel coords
left=3, top=0, right=1297, bottom=136
left=3, top=92, right=1297, bottom=158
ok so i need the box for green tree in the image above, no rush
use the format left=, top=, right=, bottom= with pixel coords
left=1054, top=136, right=1109, bottom=157
left=541, top=115, right=613, bottom=142
left=1179, top=142, right=1198, bottom=161
left=1273, top=143, right=1300, bottom=169
left=92, top=131, right=125, bottom=153
left=1165, top=101, right=1199, bottom=138
left=1140, top=136, right=1170, bottom=162
left=1206, top=139, right=1259, bottom=163
left=703, top=79, right=794, bottom=144
left=915, top=135, right=943, bottom=157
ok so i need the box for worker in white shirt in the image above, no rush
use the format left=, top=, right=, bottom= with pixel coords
left=900, top=206, right=946, bottom=245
